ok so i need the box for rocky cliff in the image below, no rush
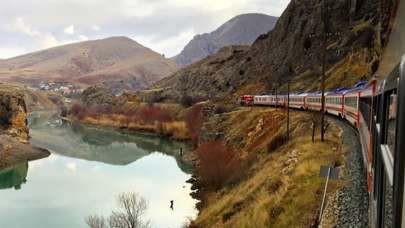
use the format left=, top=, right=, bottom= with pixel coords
left=153, top=0, right=396, bottom=101
left=0, top=85, right=29, bottom=142
left=0, top=85, right=50, bottom=170
left=173, top=13, right=278, bottom=67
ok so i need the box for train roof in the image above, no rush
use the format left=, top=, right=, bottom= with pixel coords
left=324, top=81, right=370, bottom=95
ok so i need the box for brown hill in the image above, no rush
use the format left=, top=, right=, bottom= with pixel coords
left=0, top=37, right=178, bottom=90
left=152, top=0, right=395, bottom=101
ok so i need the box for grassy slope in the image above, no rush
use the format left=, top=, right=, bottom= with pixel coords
left=195, top=108, right=345, bottom=227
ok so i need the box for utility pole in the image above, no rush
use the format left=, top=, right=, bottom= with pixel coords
left=321, top=0, right=328, bottom=142
left=287, top=81, right=290, bottom=141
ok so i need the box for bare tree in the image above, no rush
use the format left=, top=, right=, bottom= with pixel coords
left=310, top=112, right=330, bottom=143
left=86, top=215, right=107, bottom=228
left=86, top=192, right=150, bottom=228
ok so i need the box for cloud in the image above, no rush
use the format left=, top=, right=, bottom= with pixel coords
left=91, top=24, right=100, bottom=31
left=78, top=35, right=89, bottom=41
left=66, top=162, right=77, bottom=171
left=0, top=46, right=27, bottom=59
left=41, top=34, right=60, bottom=49
left=63, top=25, right=75, bottom=35
left=12, top=17, right=40, bottom=37
left=8, top=18, right=62, bottom=49
left=134, top=28, right=196, bottom=57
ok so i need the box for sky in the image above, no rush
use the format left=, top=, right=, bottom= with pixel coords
left=0, top=0, right=290, bottom=59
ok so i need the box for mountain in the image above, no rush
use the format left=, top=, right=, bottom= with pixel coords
left=173, top=13, right=278, bottom=67
left=151, top=0, right=394, bottom=101
left=0, top=37, right=178, bottom=90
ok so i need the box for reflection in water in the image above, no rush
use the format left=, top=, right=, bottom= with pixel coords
left=0, top=111, right=198, bottom=228
left=28, top=111, right=193, bottom=173
left=0, top=163, right=28, bottom=190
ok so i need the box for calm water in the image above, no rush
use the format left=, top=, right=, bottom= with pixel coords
left=0, top=111, right=197, bottom=228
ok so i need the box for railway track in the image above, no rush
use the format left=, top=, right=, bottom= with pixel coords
left=320, top=118, right=369, bottom=227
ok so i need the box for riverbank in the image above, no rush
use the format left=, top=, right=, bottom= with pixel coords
left=62, top=115, right=197, bottom=167
left=0, top=135, right=50, bottom=170
left=0, top=85, right=50, bottom=171
left=68, top=114, right=189, bottom=141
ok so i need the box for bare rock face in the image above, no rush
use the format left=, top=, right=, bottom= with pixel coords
left=0, top=87, right=29, bottom=142
left=0, top=85, right=50, bottom=170
left=153, top=0, right=396, bottom=101
left=173, top=13, right=278, bottom=67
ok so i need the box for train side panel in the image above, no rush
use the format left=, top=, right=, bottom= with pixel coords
left=343, top=93, right=360, bottom=127
left=325, top=95, right=344, bottom=117
left=306, top=96, right=322, bottom=111
left=289, top=95, right=305, bottom=109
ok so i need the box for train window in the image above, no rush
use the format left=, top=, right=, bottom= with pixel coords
left=359, top=97, right=371, bottom=130
left=387, top=92, right=397, bottom=154
left=345, top=96, right=358, bottom=108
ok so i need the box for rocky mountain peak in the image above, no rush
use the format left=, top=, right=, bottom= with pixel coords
left=173, top=13, right=278, bottom=67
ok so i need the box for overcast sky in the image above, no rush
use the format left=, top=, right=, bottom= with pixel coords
left=0, top=0, right=290, bottom=59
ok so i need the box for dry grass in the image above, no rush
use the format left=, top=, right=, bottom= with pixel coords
left=289, top=50, right=372, bottom=92
left=78, top=115, right=190, bottom=141
left=193, top=108, right=345, bottom=228
left=234, top=82, right=266, bottom=97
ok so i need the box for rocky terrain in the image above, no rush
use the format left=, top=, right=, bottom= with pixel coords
left=152, top=0, right=395, bottom=101
left=0, top=37, right=178, bottom=91
left=0, top=85, right=50, bottom=170
left=173, top=13, right=278, bottom=67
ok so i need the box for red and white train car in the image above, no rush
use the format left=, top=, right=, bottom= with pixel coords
left=253, top=95, right=273, bottom=106
left=343, top=91, right=360, bottom=127
left=240, top=95, right=254, bottom=105
left=305, top=94, right=322, bottom=111
left=325, top=93, right=344, bottom=117
left=253, top=95, right=287, bottom=107
left=289, top=94, right=306, bottom=109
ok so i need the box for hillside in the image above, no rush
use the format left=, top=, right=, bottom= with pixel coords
left=152, top=0, right=395, bottom=101
left=0, top=37, right=178, bottom=90
left=173, top=13, right=278, bottom=67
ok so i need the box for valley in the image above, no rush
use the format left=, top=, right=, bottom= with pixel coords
left=0, top=0, right=403, bottom=227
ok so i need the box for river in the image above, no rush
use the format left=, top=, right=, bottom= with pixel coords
left=0, top=111, right=198, bottom=228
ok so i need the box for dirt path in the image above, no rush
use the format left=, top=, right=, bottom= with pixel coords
left=320, top=118, right=369, bottom=227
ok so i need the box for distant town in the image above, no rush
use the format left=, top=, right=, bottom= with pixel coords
left=34, top=81, right=83, bottom=97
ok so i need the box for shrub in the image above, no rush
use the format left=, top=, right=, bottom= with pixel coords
left=180, top=95, right=194, bottom=107
left=185, top=105, right=203, bottom=147
left=214, top=104, right=230, bottom=114
left=137, top=106, right=173, bottom=124
left=267, top=133, right=288, bottom=152
left=70, top=104, right=86, bottom=120
left=196, top=141, right=241, bottom=190
left=163, top=121, right=188, bottom=140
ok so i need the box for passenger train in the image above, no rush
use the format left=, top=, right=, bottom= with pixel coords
left=240, top=60, right=404, bottom=227
left=239, top=0, right=405, bottom=225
